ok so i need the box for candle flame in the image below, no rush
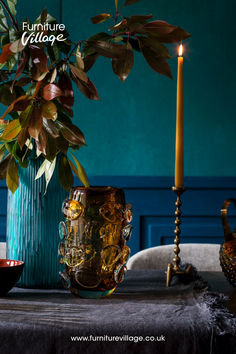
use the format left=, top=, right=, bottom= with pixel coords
left=178, top=44, right=183, bottom=56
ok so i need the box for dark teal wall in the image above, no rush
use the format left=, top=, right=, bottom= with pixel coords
left=9, top=1, right=236, bottom=176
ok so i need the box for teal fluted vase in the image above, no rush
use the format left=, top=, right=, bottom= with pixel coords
left=6, top=157, right=67, bottom=288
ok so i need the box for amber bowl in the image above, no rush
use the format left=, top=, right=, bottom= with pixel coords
left=0, top=259, right=24, bottom=295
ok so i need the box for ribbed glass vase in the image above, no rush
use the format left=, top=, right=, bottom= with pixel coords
left=6, top=157, right=67, bottom=288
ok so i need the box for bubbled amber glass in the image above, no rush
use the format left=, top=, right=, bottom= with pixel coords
left=58, top=186, right=132, bottom=298
left=220, top=198, right=236, bottom=287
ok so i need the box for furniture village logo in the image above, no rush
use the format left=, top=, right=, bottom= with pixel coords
left=21, top=22, right=67, bottom=46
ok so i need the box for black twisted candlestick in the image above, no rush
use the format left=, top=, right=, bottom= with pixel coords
left=166, top=186, right=192, bottom=287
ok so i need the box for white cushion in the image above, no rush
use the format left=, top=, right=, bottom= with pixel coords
left=127, top=244, right=222, bottom=271
left=0, top=242, right=6, bottom=259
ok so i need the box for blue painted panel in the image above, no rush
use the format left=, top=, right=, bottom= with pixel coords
left=0, top=184, right=7, bottom=241
left=0, top=216, right=6, bottom=242
left=88, top=176, right=235, bottom=254
left=1, top=177, right=236, bottom=256
left=141, top=216, right=236, bottom=249
left=0, top=188, right=7, bottom=215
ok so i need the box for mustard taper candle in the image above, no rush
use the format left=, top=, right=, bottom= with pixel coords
left=175, top=44, right=184, bottom=188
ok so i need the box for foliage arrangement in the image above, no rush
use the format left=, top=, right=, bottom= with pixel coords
left=0, top=0, right=190, bottom=193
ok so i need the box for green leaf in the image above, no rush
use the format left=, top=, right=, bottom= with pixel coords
left=47, top=43, right=60, bottom=64
left=45, top=132, right=57, bottom=162
left=143, top=20, right=176, bottom=35
left=56, top=39, right=72, bottom=55
left=1, top=119, right=21, bottom=140
left=55, top=136, right=69, bottom=154
left=58, top=154, right=73, bottom=192
left=112, top=42, right=133, bottom=82
left=6, top=156, right=19, bottom=193
left=12, top=98, right=31, bottom=112
left=34, top=12, right=56, bottom=24
left=70, top=68, right=99, bottom=100
left=50, top=68, right=57, bottom=84
left=41, top=102, right=57, bottom=120
left=26, top=82, right=36, bottom=96
left=0, top=5, right=8, bottom=31
left=0, top=70, right=9, bottom=81
left=22, top=137, right=33, bottom=159
left=86, top=32, right=111, bottom=41
left=35, top=158, right=47, bottom=180
left=83, top=53, right=99, bottom=73
left=29, top=45, right=48, bottom=74
left=44, top=156, right=56, bottom=192
left=40, top=8, right=47, bottom=24
left=75, top=46, right=84, bottom=70
left=123, top=37, right=140, bottom=52
left=42, top=84, right=63, bottom=101
left=128, top=15, right=153, bottom=24
left=11, top=51, right=27, bottom=90
left=43, top=118, right=59, bottom=138
left=0, top=144, right=6, bottom=161
left=5, top=53, right=18, bottom=71
left=15, top=76, right=31, bottom=87
left=8, top=26, right=17, bottom=42
left=69, top=64, right=88, bottom=83
left=112, top=36, right=124, bottom=43
left=138, top=38, right=173, bottom=79
left=0, top=32, right=9, bottom=46
left=0, top=154, right=10, bottom=179
left=83, top=32, right=111, bottom=56
left=124, top=0, right=140, bottom=6
left=138, top=36, right=170, bottom=59
left=8, top=111, right=19, bottom=119
left=111, top=15, right=152, bottom=33
left=7, top=0, right=17, bottom=17
left=19, top=104, right=33, bottom=128
left=91, top=14, right=111, bottom=24
left=36, top=129, right=47, bottom=155
left=10, top=141, right=28, bottom=168
left=0, top=120, right=7, bottom=131
left=56, top=120, right=86, bottom=146
left=28, top=106, right=42, bottom=140
left=57, top=72, right=74, bottom=115
left=9, top=39, right=25, bottom=54
left=88, top=40, right=125, bottom=58
left=5, top=141, right=14, bottom=154
left=143, top=21, right=191, bottom=43
left=17, top=127, right=29, bottom=149
left=69, top=151, right=89, bottom=187
left=0, top=94, right=28, bottom=121
left=35, top=157, right=56, bottom=194
left=110, top=19, right=128, bottom=32
left=0, top=43, right=12, bottom=65
left=0, top=84, right=16, bottom=105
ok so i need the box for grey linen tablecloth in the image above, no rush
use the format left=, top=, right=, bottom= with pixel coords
left=0, top=270, right=235, bottom=354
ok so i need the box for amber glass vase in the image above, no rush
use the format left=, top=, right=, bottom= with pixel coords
left=220, top=198, right=236, bottom=287
left=58, top=186, right=132, bottom=298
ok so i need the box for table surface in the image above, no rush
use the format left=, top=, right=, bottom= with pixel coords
left=0, top=270, right=235, bottom=354
left=5, top=270, right=236, bottom=311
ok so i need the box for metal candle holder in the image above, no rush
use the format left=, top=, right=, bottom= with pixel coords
left=166, top=186, right=192, bottom=287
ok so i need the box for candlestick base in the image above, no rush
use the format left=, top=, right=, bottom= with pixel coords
left=166, top=186, right=193, bottom=287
